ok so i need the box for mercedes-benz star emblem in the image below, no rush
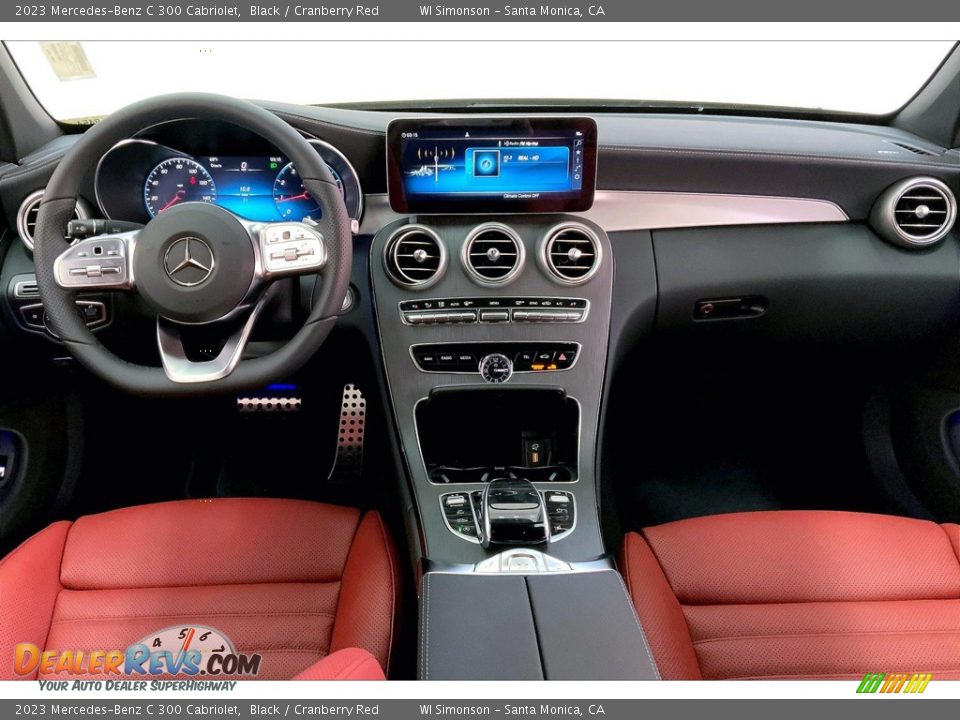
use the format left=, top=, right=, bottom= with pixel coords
left=163, top=236, right=215, bottom=287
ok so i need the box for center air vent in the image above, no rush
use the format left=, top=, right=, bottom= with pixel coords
left=539, top=223, right=602, bottom=285
left=870, top=177, right=957, bottom=249
left=384, top=224, right=447, bottom=289
left=17, top=190, right=90, bottom=252
left=462, top=223, right=525, bottom=286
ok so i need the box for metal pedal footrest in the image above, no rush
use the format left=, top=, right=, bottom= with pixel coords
left=236, top=395, right=302, bottom=412
left=327, top=384, right=366, bottom=483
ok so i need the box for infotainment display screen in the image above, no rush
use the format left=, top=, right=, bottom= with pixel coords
left=386, top=117, right=597, bottom=214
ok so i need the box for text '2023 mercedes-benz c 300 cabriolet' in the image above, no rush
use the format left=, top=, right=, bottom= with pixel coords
left=0, top=40, right=959, bottom=682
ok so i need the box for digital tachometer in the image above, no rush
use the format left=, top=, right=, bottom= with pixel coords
left=272, top=161, right=341, bottom=222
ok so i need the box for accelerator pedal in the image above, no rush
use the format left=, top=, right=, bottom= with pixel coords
left=327, top=383, right=366, bottom=484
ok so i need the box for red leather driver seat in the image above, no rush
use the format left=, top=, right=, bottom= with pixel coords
left=0, top=498, right=399, bottom=680
left=620, top=510, right=960, bottom=680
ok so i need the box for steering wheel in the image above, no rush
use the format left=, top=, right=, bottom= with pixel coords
left=33, top=93, right=352, bottom=397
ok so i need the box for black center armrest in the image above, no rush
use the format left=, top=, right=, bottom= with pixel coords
left=419, top=568, right=660, bottom=680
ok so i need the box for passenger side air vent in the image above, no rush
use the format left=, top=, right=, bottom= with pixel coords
left=16, top=190, right=90, bottom=252
left=462, top=223, right=525, bottom=286
left=870, top=177, right=957, bottom=249
left=539, top=223, right=602, bottom=285
left=384, top=224, right=447, bottom=289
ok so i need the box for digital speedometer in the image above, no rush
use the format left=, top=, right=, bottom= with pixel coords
left=144, top=158, right=217, bottom=217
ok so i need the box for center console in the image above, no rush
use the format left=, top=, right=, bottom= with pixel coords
left=372, top=213, right=612, bottom=566
left=371, top=116, right=657, bottom=679
left=371, top=116, right=612, bottom=567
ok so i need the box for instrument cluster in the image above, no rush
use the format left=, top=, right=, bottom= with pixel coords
left=95, top=131, right=363, bottom=226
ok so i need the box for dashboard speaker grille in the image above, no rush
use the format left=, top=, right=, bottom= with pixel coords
left=894, top=183, right=955, bottom=243
left=385, top=225, right=447, bottom=289
left=542, top=224, right=601, bottom=285
left=463, top=224, right=524, bottom=285
left=16, top=190, right=87, bottom=252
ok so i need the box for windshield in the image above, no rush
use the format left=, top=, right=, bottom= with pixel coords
left=6, top=40, right=956, bottom=122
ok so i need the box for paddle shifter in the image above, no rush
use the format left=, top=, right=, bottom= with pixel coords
left=479, top=477, right=548, bottom=548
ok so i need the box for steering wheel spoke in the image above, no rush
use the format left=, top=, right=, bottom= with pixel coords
left=252, top=220, right=328, bottom=280
left=156, top=293, right=269, bottom=384
left=53, top=230, right=137, bottom=291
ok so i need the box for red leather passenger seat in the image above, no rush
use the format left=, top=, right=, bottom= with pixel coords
left=620, top=510, right=960, bottom=680
left=0, top=498, right=398, bottom=680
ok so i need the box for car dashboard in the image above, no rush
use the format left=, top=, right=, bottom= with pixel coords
left=0, top=104, right=958, bottom=570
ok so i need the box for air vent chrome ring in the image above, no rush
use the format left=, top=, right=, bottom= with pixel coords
left=384, top=224, right=448, bottom=290
left=16, top=190, right=91, bottom=252
left=538, top=222, right=602, bottom=286
left=870, top=176, right=957, bottom=249
left=461, top=222, right=525, bottom=287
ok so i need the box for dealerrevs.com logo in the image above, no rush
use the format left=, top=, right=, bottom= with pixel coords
left=13, top=625, right=262, bottom=678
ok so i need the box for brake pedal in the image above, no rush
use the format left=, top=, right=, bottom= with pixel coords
left=327, top=384, right=366, bottom=484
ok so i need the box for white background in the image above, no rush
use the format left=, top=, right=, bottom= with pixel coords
left=4, top=37, right=958, bottom=120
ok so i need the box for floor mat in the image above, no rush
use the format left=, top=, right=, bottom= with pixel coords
left=610, top=345, right=900, bottom=531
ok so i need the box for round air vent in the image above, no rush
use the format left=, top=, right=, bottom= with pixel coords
left=384, top=224, right=447, bottom=289
left=870, top=177, right=957, bottom=249
left=461, top=223, right=525, bottom=286
left=539, top=223, right=602, bottom=285
left=16, top=190, right=90, bottom=252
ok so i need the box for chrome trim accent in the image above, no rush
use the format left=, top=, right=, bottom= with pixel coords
left=541, top=490, right=577, bottom=543
left=869, top=176, right=957, bottom=249
left=359, top=190, right=849, bottom=236
left=236, top=396, right=302, bottom=412
left=539, top=222, right=603, bottom=287
left=398, top=296, right=590, bottom=326
left=461, top=222, right=526, bottom=287
left=17, top=189, right=92, bottom=252
left=473, top=548, right=573, bottom=574
left=156, top=292, right=269, bottom=384
left=478, top=352, right=513, bottom=384
left=163, top=236, right=215, bottom=287
left=577, top=190, right=849, bottom=231
left=94, top=138, right=164, bottom=219
left=256, top=221, right=328, bottom=278
left=13, top=280, right=39, bottom=299
left=53, top=230, right=138, bottom=292
left=383, top=224, right=448, bottom=290
left=426, top=556, right=613, bottom=576
left=305, top=138, right=365, bottom=223
left=438, top=492, right=482, bottom=545
left=408, top=341, right=583, bottom=376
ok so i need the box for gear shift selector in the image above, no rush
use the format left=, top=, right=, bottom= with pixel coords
left=480, top=477, right=548, bottom=548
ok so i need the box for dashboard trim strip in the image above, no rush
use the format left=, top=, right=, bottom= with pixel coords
left=359, top=190, right=848, bottom=235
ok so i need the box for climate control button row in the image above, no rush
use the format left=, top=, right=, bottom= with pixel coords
left=400, top=297, right=587, bottom=325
